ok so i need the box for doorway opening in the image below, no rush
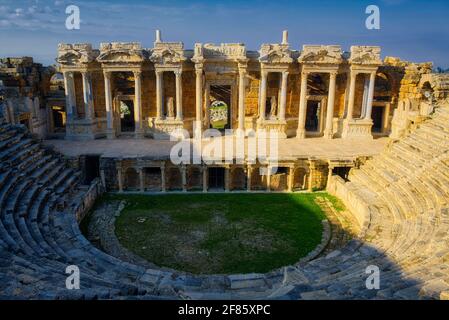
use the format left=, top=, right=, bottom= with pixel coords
left=84, top=155, right=100, bottom=184
left=305, top=100, right=321, bottom=132
left=51, top=106, right=66, bottom=133
left=209, top=85, right=231, bottom=131
left=372, top=106, right=384, bottom=133
left=119, top=100, right=135, bottom=133
left=208, top=167, right=225, bottom=190
left=333, top=167, right=351, bottom=182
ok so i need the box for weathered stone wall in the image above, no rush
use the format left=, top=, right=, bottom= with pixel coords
left=286, top=73, right=300, bottom=118
left=244, top=72, right=259, bottom=117
left=230, top=167, right=246, bottom=190
left=182, top=71, right=196, bottom=119
left=92, top=71, right=106, bottom=118
left=142, top=72, right=156, bottom=118
left=74, top=72, right=84, bottom=118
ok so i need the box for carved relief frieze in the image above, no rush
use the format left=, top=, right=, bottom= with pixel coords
left=299, top=45, right=343, bottom=65
left=57, top=43, right=98, bottom=67
left=349, top=46, right=382, bottom=66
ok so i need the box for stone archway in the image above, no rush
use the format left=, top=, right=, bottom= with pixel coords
left=124, top=167, right=139, bottom=190
left=187, top=166, right=202, bottom=191
left=230, top=167, right=246, bottom=191
left=143, top=167, right=162, bottom=191
left=250, top=167, right=268, bottom=191
left=270, top=167, right=289, bottom=191
left=167, top=167, right=182, bottom=191
left=293, top=167, right=308, bottom=191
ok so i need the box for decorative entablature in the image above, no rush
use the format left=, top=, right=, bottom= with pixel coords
left=57, top=43, right=98, bottom=70
left=298, top=45, right=342, bottom=73
left=192, top=43, right=247, bottom=64
left=259, top=43, right=293, bottom=69
left=97, top=42, right=146, bottom=71
left=349, top=46, right=382, bottom=73
left=149, top=42, right=186, bottom=71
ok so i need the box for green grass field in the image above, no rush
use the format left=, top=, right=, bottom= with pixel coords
left=106, top=193, right=336, bottom=274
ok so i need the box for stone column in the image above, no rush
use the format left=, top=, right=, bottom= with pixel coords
left=296, top=72, right=309, bottom=139
left=103, top=71, right=115, bottom=139
left=225, top=167, right=230, bottom=192
left=134, top=70, right=143, bottom=138
left=195, top=65, right=203, bottom=136
left=308, top=162, right=315, bottom=192
left=383, top=103, right=391, bottom=133
left=138, top=167, right=144, bottom=192
left=156, top=70, right=163, bottom=120
left=324, top=72, right=337, bottom=139
left=117, top=168, right=123, bottom=193
left=202, top=166, right=208, bottom=193
left=266, top=166, right=271, bottom=192
left=100, top=169, right=106, bottom=188
left=175, top=70, right=183, bottom=121
left=259, top=71, right=268, bottom=121
left=63, top=71, right=75, bottom=121
left=238, top=65, right=247, bottom=132
left=81, top=71, right=94, bottom=120
left=288, top=166, right=294, bottom=192
left=204, top=84, right=211, bottom=128
left=246, top=166, right=252, bottom=192
left=279, top=71, right=288, bottom=121
left=346, top=71, right=357, bottom=121
left=364, top=71, right=376, bottom=120
left=327, top=163, right=333, bottom=188
left=181, top=165, right=187, bottom=192
left=161, top=164, right=166, bottom=192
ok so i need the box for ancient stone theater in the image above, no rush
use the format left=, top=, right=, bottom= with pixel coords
left=0, top=30, right=449, bottom=299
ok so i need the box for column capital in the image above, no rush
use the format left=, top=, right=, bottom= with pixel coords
left=80, top=70, right=90, bottom=76
left=133, top=70, right=142, bottom=77
left=282, top=70, right=289, bottom=77
left=155, top=69, right=164, bottom=76
left=329, top=71, right=338, bottom=78
left=174, top=69, right=182, bottom=76
left=301, top=71, right=309, bottom=78
left=261, top=70, right=269, bottom=78
left=103, top=70, right=112, bottom=79
left=64, top=70, right=74, bottom=78
left=195, top=64, right=204, bottom=73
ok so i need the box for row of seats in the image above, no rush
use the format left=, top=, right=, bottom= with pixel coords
left=1, top=104, right=449, bottom=299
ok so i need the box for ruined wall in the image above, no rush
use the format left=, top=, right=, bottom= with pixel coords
left=286, top=73, right=300, bottom=118
left=74, top=72, right=84, bottom=118
left=92, top=71, right=106, bottom=118
left=142, top=72, right=156, bottom=118
left=335, top=74, right=347, bottom=118
left=244, top=72, right=259, bottom=117
left=182, top=71, right=196, bottom=119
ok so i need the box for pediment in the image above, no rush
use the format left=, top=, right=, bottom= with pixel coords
left=259, top=44, right=293, bottom=64
left=150, top=48, right=185, bottom=65
left=97, top=50, right=144, bottom=63
left=350, top=46, right=382, bottom=66
left=299, top=46, right=343, bottom=65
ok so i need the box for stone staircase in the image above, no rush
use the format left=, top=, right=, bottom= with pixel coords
left=1, top=104, right=449, bottom=299
left=0, top=122, right=177, bottom=299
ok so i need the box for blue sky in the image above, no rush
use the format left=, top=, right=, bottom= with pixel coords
left=0, top=0, right=448, bottom=67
